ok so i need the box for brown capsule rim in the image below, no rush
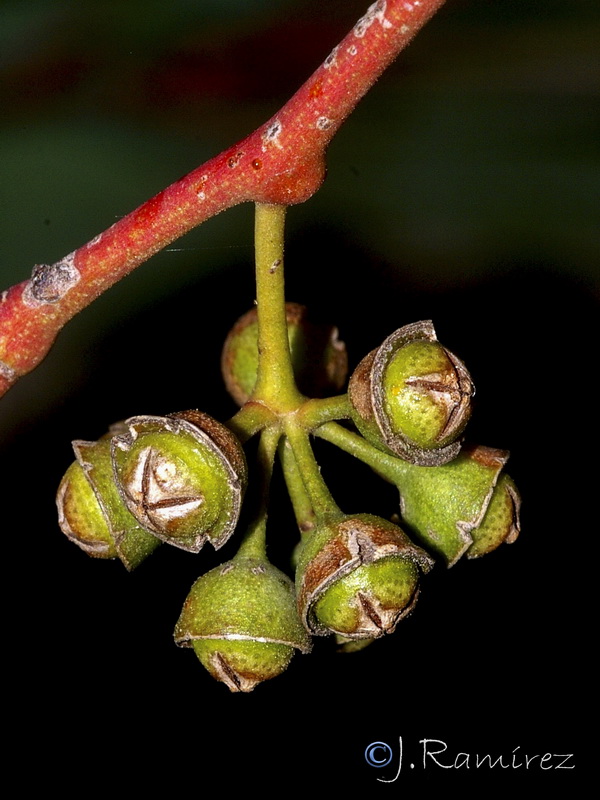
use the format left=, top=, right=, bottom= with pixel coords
left=298, top=515, right=434, bottom=637
left=504, top=480, right=522, bottom=545
left=348, top=348, right=377, bottom=425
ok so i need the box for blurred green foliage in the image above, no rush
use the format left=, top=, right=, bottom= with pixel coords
left=1, top=0, right=598, bottom=430
left=2, top=0, right=597, bottom=285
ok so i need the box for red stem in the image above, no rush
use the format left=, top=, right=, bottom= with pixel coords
left=0, top=0, right=446, bottom=398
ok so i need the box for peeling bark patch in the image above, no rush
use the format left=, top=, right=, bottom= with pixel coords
left=196, top=175, right=208, bottom=200
left=0, top=360, right=17, bottom=383
left=324, top=46, right=339, bottom=70
left=22, top=253, right=80, bottom=307
left=262, top=120, right=283, bottom=150
left=354, top=1, right=392, bottom=38
left=88, top=233, right=103, bottom=247
left=227, top=151, right=244, bottom=168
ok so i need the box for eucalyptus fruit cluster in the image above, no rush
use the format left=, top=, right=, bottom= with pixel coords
left=56, top=298, right=520, bottom=693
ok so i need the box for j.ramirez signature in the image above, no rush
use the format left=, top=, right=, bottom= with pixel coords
left=365, top=738, right=575, bottom=782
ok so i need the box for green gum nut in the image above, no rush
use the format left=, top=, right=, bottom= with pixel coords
left=175, top=556, right=312, bottom=692
left=111, top=410, right=247, bottom=554
left=348, top=321, right=474, bottom=466
left=56, top=435, right=160, bottom=570
left=395, top=445, right=521, bottom=566
left=221, top=302, right=348, bottom=405
left=296, top=514, right=433, bottom=639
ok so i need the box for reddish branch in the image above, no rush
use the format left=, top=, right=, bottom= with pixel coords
left=0, top=0, right=446, bottom=398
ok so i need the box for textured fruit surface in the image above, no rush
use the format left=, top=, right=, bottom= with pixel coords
left=57, top=459, right=116, bottom=557
left=192, top=640, right=294, bottom=693
left=116, top=429, right=229, bottom=540
left=176, top=557, right=310, bottom=644
left=467, top=473, right=520, bottom=558
left=397, top=445, right=520, bottom=566
left=383, top=340, right=460, bottom=448
left=57, top=437, right=160, bottom=568
left=176, top=556, right=311, bottom=691
left=296, top=513, right=433, bottom=637
left=348, top=321, right=473, bottom=466
left=314, top=557, right=419, bottom=636
left=112, top=412, right=246, bottom=553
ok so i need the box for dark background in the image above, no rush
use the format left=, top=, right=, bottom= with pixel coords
left=1, top=1, right=595, bottom=790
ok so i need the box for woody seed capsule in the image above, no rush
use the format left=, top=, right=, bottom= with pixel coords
left=295, top=514, right=433, bottom=639
left=111, top=410, right=247, bottom=553
left=395, top=444, right=521, bottom=566
left=349, top=321, right=474, bottom=466
left=175, top=556, right=312, bottom=692
left=56, top=435, right=160, bottom=570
